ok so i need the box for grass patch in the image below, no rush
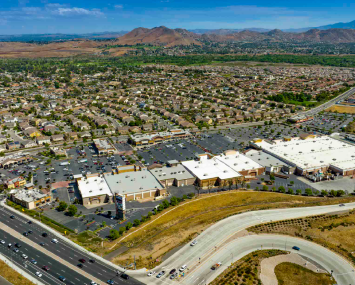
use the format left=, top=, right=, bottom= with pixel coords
left=275, top=262, right=333, bottom=285
left=326, top=105, right=355, bottom=114
left=0, top=259, right=35, bottom=285
left=249, top=210, right=355, bottom=265
left=105, top=191, right=355, bottom=269
left=210, top=249, right=287, bottom=285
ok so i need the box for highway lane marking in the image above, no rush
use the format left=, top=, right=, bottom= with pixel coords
left=61, top=270, right=65, bottom=272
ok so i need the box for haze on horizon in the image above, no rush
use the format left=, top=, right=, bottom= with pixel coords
left=0, top=0, right=355, bottom=35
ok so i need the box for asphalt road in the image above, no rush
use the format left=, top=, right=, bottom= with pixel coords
left=130, top=201, right=355, bottom=285
left=181, top=235, right=355, bottom=285
left=0, top=205, right=144, bottom=285
left=0, top=229, right=92, bottom=285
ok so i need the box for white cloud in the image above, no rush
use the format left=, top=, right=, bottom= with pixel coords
left=114, top=5, right=123, bottom=9
left=54, top=7, right=104, bottom=17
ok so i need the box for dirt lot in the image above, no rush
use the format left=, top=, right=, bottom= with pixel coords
left=249, top=210, right=355, bottom=265
left=326, top=105, right=355, bottom=114
left=102, top=191, right=355, bottom=269
left=275, top=262, right=333, bottom=285
left=0, top=259, right=34, bottom=285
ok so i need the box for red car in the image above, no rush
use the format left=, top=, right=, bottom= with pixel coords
left=79, top=258, right=86, bottom=263
left=42, top=266, right=50, bottom=271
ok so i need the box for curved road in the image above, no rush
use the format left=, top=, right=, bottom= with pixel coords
left=130, top=202, right=355, bottom=285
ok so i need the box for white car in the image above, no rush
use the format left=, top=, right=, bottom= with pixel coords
left=63, top=168, right=68, bottom=171
left=0, top=240, right=5, bottom=245
left=51, top=239, right=58, bottom=244
left=35, top=272, right=43, bottom=278
left=22, top=254, right=28, bottom=259
left=190, top=240, right=197, bottom=246
left=90, top=282, right=97, bottom=285
left=147, top=271, right=155, bottom=277
left=179, top=265, right=187, bottom=272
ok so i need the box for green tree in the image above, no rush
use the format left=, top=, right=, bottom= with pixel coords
left=109, top=229, right=120, bottom=240
left=305, top=188, right=313, bottom=196
left=67, top=205, right=77, bottom=216
left=336, top=190, right=345, bottom=197
left=57, top=201, right=68, bottom=211
left=162, top=200, right=170, bottom=209
left=133, top=219, right=141, bottom=227
left=126, top=222, right=133, bottom=231
left=321, top=190, right=328, bottom=197
left=288, top=188, right=294, bottom=195
left=289, top=181, right=294, bottom=186
left=262, top=185, right=268, bottom=191
left=278, top=186, right=285, bottom=193
left=119, top=227, right=126, bottom=235
left=296, top=189, right=302, bottom=195
left=170, top=196, right=179, bottom=206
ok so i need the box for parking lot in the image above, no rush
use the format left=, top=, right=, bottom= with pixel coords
left=298, top=112, right=355, bottom=135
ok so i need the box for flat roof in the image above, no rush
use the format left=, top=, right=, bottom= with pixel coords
left=77, top=176, right=113, bottom=198
left=150, top=164, right=194, bottom=181
left=182, top=157, right=242, bottom=180
left=104, top=170, right=164, bottom=195
left=215, top=150, right=263, bottom=172
left=253, top=136, right=355, bottom=171
left=12, top=189, right=47, bottom=202
left=245, top=149, right=291, bottom=168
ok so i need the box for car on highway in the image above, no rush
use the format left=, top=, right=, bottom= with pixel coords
left=13, top=248, right=19, bottom=253
left=121, top=273, right=129, bottom=280
left=42, top=232, right=48, bottom=237
left=30, top=259, right=37, bottom=264
left=89, top=259, right=95, bottom=263
left=42, top=266, right=50, bottom=271
left=15, top=243, right=21, bottom=248
left=292, top=246, right=300, bottom=251
left=39, top=242, right=45, bottom=247
left=339, top=204, right=345, bottom=207
left=23, top=232, right=29, bottom=236
left=0, top=240, right=5, bottom=245
left=156, top=271, right=166, bottom=278
left=8, top=243, right=12, bottom=248
left=211, top=262, right=222, bottom=270
left=107, top=280, right=114, bottom=285
left=190, top=240, right=197, bottom=246
left=35, top=272, right=42, bottom=278
left=77, top=263, right=83, bottom=268
left=58, top=276, right=66, bottom=282
left=28, top=230, right=33, bottom=234
left=169, top=269, right=176, bottom=274
left=90, top=282, right=97, bottom=285
left=10, top=215, right=15, bottom=219
left=28, top=221, right=32, bottom=224
left=147, top=271, right=155, bottom=277
left=22, top=254, right=28, bottom=259
left=51, top=239, right=58, bottom=244
left=79, top=258, right=86, bottom=263
left=179, top=265, right=187, bottom=272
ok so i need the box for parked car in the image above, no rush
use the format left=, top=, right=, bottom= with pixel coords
left=156, top=271, right=166, bottom=278
left=179, top=265, right=187, bottom=272
left=147, top=271, right=155, bottom=277
left=190, top=240, right=197, bottom=246
left=121, top=273, right=129, bottom=280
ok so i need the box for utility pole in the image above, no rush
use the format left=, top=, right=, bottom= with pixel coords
left=134, top=255, right=136, bottom=270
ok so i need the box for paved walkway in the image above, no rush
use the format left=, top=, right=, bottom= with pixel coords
left=259, top=253, right=327, bottom=285
left=0, top=276, right=12, bottom=285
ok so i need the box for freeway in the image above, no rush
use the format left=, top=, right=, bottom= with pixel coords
left=132, top=201, right=355, bottom=285
left=0, top=204, right=144, bottom=285
left=0, top=229, right=92, bottom=285
left=181, top=235, right=355, bottom=285
left=299, top=86, right=355, bottom=117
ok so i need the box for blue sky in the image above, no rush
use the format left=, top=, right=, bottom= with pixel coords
left=1, top=0, right=355, bottom=34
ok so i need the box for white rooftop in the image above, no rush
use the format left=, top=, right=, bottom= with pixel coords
left=182, top=157, right=242, bottom=180
left=77, top=175, right=113, bottom=198
left=253, top=136, right=355, bottom=171
left=215, top=150, right=263, bottom=172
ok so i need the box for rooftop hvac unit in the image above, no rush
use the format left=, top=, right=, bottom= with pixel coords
left=203, top=173, right=208, bottom=176
left=86, top=181, right=89, bottom=184
left=214, top=163, right=218, bottom=165
left=223, top=170, right=228, bottom=173
left=125, top=175, right=129, bottom=178
left=234, top=163, right=237, bottom=166
left=139, top=187, right=143, bottom=190
left=100, top=188, right=103, bottom=190
left=89, top=190, right=92, bottom=193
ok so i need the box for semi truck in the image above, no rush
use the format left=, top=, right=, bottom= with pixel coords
left=60, top=161, right=70, bottom=166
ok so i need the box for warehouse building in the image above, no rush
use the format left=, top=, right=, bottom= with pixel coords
left=76, top=174, right=113, bottom=206
left=149, top=161, right=195, bottom=187
left=215, top=150, right=265, bottom=179
left=10, top=188, right=51, bottom=210
left=104, top=168, right=166, bottom=201
left=182, top=155, right=242, bottom=187
left=251, top=135, right=355, bottom=177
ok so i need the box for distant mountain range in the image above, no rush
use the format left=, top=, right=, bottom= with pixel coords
left=2, top=19, right=355, bottom=45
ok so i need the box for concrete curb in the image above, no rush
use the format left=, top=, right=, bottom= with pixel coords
left=0, top=253, right=45, bottom=285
